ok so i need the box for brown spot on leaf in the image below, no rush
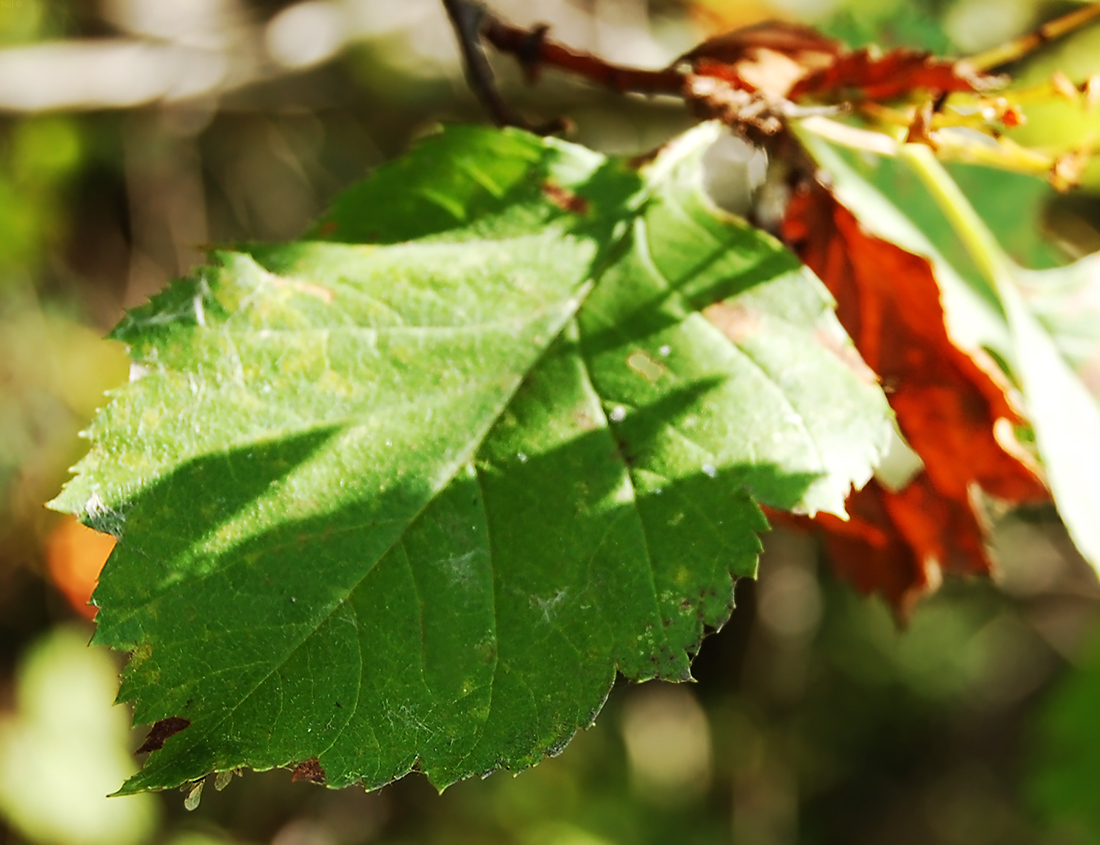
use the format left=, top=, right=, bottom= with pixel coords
left=267, top=273, right=336, bottom=304
left=812, top=326, right=878, bottom=385
left=542, top=182, right=589, bottom=214
left=136, top=716, right=191, bottom=753
left=572, top=407, right=599, bottom=431
left=704, top=302, right=761, bottom=344
left=291, top=758, right=326, bottom=784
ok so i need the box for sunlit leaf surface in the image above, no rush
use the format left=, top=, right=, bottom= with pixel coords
left=52, top=124, right=889, bottom=794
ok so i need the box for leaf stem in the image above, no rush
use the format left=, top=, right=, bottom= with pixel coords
left=480, top=11, right=683, bottom=96
left=896, top=143, right=1013, bottom=289
left=440, top=0, right=569, bottom=133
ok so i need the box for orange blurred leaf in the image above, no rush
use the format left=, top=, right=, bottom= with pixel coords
left=45, top=516, right=114, bottom=620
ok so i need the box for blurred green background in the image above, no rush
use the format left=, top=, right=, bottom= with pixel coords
left=3, top=1, right=1100, bottom=843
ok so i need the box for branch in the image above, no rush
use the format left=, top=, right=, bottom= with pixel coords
left=968, top=3, right=1100, bottom=72
left=440, top=0, right=532, bottom=130
left=441, top=0, right=686, bottom=134
left=480, top=16, right=683, bottom=97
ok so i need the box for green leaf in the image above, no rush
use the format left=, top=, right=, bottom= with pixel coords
left=1030, top=626, right=1100, bottom=837
left=52, top=124, right=890, bottom=794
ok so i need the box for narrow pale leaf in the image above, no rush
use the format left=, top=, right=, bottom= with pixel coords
left=999, top=280, right=1100, bottom=567
left=1021, top=256, right=1100, bottom=397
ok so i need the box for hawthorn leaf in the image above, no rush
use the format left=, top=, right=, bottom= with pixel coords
left=52, top=124, right=889, bottom=795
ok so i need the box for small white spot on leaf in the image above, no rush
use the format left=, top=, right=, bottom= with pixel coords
left=627, top=350, right=665, bottom=382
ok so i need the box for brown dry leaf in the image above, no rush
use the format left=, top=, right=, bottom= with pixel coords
left=679, top=20, right=999, bottom=104
left=45, top=515, right=115, bottom=620
left=781, top=180, right=1048, bottom=610
left=789, top=49, right=998, bottom=101
left=678, top=21, right=843, bottom=99
left=770, top=474, right=988, bottom=620
left=808, top=477, right=990, bottom=619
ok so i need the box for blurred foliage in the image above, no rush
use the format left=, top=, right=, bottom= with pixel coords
left=0, top=0, right=1099, bottom=843
left=0, top=626, right=158, bottom=845
left=1031, top=623, right=1100, bottom=845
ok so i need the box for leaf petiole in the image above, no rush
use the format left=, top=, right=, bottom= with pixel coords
left=897, top=143, right=1013, bottom=287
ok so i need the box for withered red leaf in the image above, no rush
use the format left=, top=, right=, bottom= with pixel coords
left=682, top=20, right=843, bottom=66
left=808, top=476, right=990, bottom=618
left=680, top=20, right=999, bottom=105
left=679, top=21, right=842, bottom=99
left=781, top=180, right=1047, bottom=608
left=789, top=49, right=998, bottom=101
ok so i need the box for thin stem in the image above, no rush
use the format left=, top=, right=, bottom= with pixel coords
left=440, top=0, right=529, bottom=129
left=968, top=3, right=1100, bottom=72
left=897, top=143, right=1012, bottom=287
left=797, top=115, right=900, bottom=156
left=480, top=16, right=683, bottom=96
